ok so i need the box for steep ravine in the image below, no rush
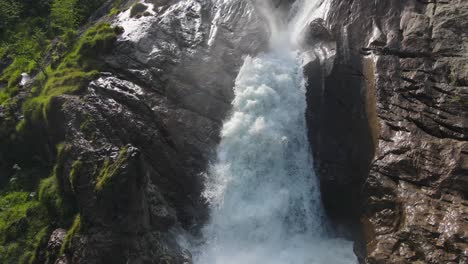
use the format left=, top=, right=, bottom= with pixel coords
left=0, top=0, right=466, bottom=263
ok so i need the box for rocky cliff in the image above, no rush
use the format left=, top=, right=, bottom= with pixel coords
left=0, top=0, right=268, bottom=263
left=52, top=1, right=268, bottom=262
left=0, top=0, right=466, bottom=263
left=308, top=0, right=468, bottom=262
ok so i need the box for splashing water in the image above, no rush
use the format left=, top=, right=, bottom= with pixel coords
left=191, top=1, right=357, bottom=263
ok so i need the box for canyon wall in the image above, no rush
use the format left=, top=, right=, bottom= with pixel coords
left=1, top=0, right=268, bottom=263
left=308, top=0, right=468, bottom=262
left=1, top=0, right=466, bottom=263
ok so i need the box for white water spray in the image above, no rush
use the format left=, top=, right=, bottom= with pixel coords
left=191, top=1, right=356, bottom=263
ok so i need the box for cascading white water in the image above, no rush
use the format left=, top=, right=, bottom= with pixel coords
left=191, top=1, right=357, bottom=263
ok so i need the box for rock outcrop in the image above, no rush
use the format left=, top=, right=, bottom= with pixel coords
left=2, top=0, right=466, bottom=263
left=45, top=0, right=270, bottom=263
left=0, top=0, right=270, bottom=263
left=308, top=0, right=468, bottom=262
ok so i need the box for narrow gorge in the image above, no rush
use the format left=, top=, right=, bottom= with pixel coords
left=190, top=2, right=355, bottom=263
left=0, top=0, right=466, bottom=264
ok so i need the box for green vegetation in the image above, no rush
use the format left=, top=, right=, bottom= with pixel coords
left=80, top=113, right=95, bottom=132
left=50, top=0, right=79, bottom=33
left=0, top=192, right=50, bottom=264
left=0, top=0, right=106, bottom=104
left=69, top=160, right=83, bottom=192
left=38, top=175, right=75, bottom=222
left=43, top=144, right=76, bottom=222
left=7, top=167, right=50, bottom=192
left=18, top=23, right=118, bottom=133
left=109, top=0, right=124, bottom=16
left=0, top=0, right=119, bottom=263
left=59, top=214, right=81, bottom=256
left=130, top=3, right=148, bottom=17
left=95, top=148, right=130, bottom=192
left=0, top=27, right=47, bottom=103
left=0, top=143, right=80, bottom=263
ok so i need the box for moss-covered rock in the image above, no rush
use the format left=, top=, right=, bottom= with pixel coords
left=38, top=175, right=75, bottom=224
left=69, top=160, right=83, bottom=193
left=95, top=147, right=130, bottom=192
left=0, top=192, right=50, bottom=264
left=59, top=214, right=81, bottom=256
left=18, top=23, right=118, bottom=135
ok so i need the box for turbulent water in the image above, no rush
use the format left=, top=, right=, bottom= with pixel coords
left=191, top=0, right=357, bottom=263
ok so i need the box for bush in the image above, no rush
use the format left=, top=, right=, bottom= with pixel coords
left=50, top=0, right=78, bottom=33
left=0, top=0, right=22, bottom=36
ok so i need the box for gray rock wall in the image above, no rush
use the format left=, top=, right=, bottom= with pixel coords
left=310, top=0, right=468, bottom=262
left=12, top=0, right=466, bottom=262
left=47, top=0, right=269, bottom=263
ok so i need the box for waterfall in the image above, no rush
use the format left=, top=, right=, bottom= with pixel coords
left=191, top=1, right=357, bottom=263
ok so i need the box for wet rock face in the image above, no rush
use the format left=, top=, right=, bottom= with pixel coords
left=320, top=0, right=468, bottom=262
left=42, top=0, right=269, bottom=263
left=48, top=229, right=67, bottom=257
left=299, top=18, right=337, bottom=74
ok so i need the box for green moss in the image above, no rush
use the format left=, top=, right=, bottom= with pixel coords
left=0, top=2, right=113, bottom=262
left=74, top=23, right=118, bottom=59
left=69, top=160, right=83, bottom=192
left=0, top=192, right=50, bottom=264
left=17, top=23, right=117, bottom=134
left=79, top=113, right=95, bottom=133
left=53, top=143, right=71, bottom=193
left=22, top=227, right=49, bottom=264
left=130, top=3, right=148, bottom=17
left=38, top=176, right=62, bottom=216
left=0, top=143, right=77, bottom=263
left=59, top=214, right=80, bottom=256
left=37, top=144, right=76, bottom=223
left=109, top=0, right=123, bottom=16
left=95, top=148, right=129, bottom=192
left=0, top=27, right=47, bottom=105
left=109, top=7, right=120, bottom=16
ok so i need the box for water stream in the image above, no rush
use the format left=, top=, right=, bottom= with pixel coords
left=191, top=1, right=357, bottom=263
